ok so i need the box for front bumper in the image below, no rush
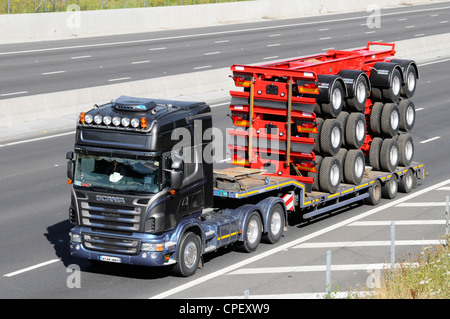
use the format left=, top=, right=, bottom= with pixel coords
left=69, top=227, right=176, bottom=267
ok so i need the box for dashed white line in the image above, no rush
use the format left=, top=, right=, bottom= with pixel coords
left=108, top=77, right=131, bottom=82
left=0, top=91, right=29, bottom=97
left=214, top=40, right=229, bottom=44
left=0, top=131, right=75, bottom=148
left=405, top=25, right=415, bottom=28
left=204, top=51, right=221, bottom=55
left=420, top=136, right=441, bottom=144
left=269, top=34, right=282, bottom=37
left=293, top=240, right=442, bottom=249
left=263, top=56, right=279, bottom=60
left=318, top=28, right=329, bottom=31
left=71, top=55, right=91, bottom=59
left=319, top=37, right=332, bottom=40
left=416, top=107, right=424, bottom=111
left=348, top=220, right=447, bottom=226
left=131, top=60, right=150, bottom=64
left=365, top=31, right=376, bottom=34
left=437, top=186, right=450, bottom=191
left=267, top=43, right=281, bottom=47
left=414, top=34, right=425, bottom=37
left=440, top=20, right=449, bottom=23
left=193, top=65, right=212, bottom=70
left=4, top=259, right=60, bottom=277
left=41, top=71, right=65, bottom=75
left=149, top=47, right=167, bottom=51
left=398, top=18, right=408, bottom=21
left=396, top=202, right=446, bottom=207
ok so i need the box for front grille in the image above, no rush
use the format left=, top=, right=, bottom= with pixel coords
left=83, top=233, right=140, bottom=255
left=80, top=201, right=141, bottom=233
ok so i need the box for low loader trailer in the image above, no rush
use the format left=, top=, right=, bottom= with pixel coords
left=67, top=43, right=423, bottom=276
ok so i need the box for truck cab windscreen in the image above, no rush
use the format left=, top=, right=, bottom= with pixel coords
left=74, top=154, right=160, bottom=194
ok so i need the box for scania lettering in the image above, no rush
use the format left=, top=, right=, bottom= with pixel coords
left=67, top=43, right=424, bottom=277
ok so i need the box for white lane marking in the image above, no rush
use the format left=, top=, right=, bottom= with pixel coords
left=293, top=240, right=442, bottom=249
left=420, top=136, right=441, bottom=144
left=414, top=34, right=425, bottom=37
left=210, top=102, right=229, bottom=108
left=416, top=107, right=424, bottom=111
left=131, top=60, right=150, bottom=64
left=318, top=28, right=329, bottom=31
left=4, top=259, right=60, bottom=277
left=193, top=65, right=212, bottom=70
left=419, top=58, right=450, bottom=66
left=71, top=55, right=91, bottom=59
left=263, top=56, right=280, bottom=59
left=440, top=20, right=449, bottom=23
left=214, top=40, right=229, bottom=44
left=149, top=47, right=167, bottom=51
left=108, top=77, right=131, bottom=82
left=0, top=91, right=28, bottom=97
left=0, top=131, right=75, bottom=148
left=196, top=291, right=371, bottom=299
left=405, top=25, right=415, bottom=28
left=204, top=51, right=221, bottom=55
left=365, top=31, right=376, bottom=34
left=269, top=34, right=282, bottom=37
left=348, top=220, right=447, bottom=226
left=398, top=18, right=408, bottom=21
left=1, top=5, right=449, bottom=56
left=267, top=43, right=281, bottom=47
left=437, top=186, right=450, bottom=191
left=396, top=202, right=446, bottom=207
left=149, top=179, right=450, bottom=299
left=41, top=71, right=65, bottom=75
left=228, top=263, right=419, bottom=275
left=319, top=37, right=332, bottom=40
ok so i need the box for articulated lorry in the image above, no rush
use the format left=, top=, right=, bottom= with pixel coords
left=67, top=42, right=424, bottom=276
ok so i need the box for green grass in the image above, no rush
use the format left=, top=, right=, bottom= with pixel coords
left=361, top=236, right=449, bottom=299
left=1, top=0, right=253, bottom=14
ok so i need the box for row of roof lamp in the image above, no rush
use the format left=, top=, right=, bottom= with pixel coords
left=79, top=112, right=148, bottom=130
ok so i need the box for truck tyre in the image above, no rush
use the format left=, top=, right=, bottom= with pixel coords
left=344, top=149, right=365, bottom=185
left=321, top=81, right=345, bottom=117
left=262, top=203, right=285, bottom=244
left=319, top=157, right=341, bottom=194
left=346, top=75, right=368, bottom=112
left=345, top=112, right=366, bottom=149
left=312, top=117, right=324, bottom=154
left=381, top=103, right=400, bottom=137
left=336, top=111, right=349, bottom=147
left=336, top=148, right=348, bottom=183
left=380, top=138, right=399, bottom=172
left=382, top=68, right=402, bottom=102
left=309, top=155, right=323, bottom=191
left=369, top=137, right=383, bottom=171
left=401, top=66, right=417, bottom=98
left=399, top=169, right=414, bottom=193
left=399, top=99, right=415, bottom=132
left=173, top=232, right=201, bottom=277
left=397, top=133, right=414, bottom=167
left=382, top=174, right=398, bottom=199
left=364, top=179, right=382, bottom=206
left=369, top=102, right=383, bottom=136
left=239, top=211, right=262, bottom=253
left=320, top=119, right=342, bottom=156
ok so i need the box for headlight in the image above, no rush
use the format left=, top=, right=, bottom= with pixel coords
left=141, top=242, right=164, bottom=252
left=70, top=233, right=82, bottom=243
left=121, top=117, right=130, bottom=127
left=131, top=118, right=140, bottom=128
left=85, top=114, right=93, bottom=124
left=103, top=116, right=112, bottom=125
left=112, top=117, right=121, bottom=126
left=94, top=115, right=103, bottom=125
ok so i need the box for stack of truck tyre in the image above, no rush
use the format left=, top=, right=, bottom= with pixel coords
left=228, top=42, right=418, bottom=197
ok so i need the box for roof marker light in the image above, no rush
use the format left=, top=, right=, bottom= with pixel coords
left=85, top=114, right=93, bottom=124
left=103, top=116, right=112, bottom=125
left=131, top=118, right=140, bottom=128
left=141, top=118, right=147, bottom=129
left=112, top=117, right=121, bottom=126
left=79, top=112, right=86, bottom=124
left=121, top=117, right=130, bottom=127
left=94, top=115, right=102, bottom=125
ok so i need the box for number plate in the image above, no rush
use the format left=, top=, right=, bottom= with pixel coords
left=100, top=255, right=121, bottom=263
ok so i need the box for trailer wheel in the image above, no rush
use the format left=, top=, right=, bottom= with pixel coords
left=369, top=102, right=383, bottom=136
left=364, top=179, right=382, bottom=206
left=369, top=137, right=383, bottom=171
left=321, top=81, right=345, bottom=117
left=401, top=66, right=417, bottom=98
left=319, top=157, right=341, bottom=194
left=262, top=203, right=285, bottom=244
left=399, top=169, right=414, bottom=193
left=380, top=138, right=399, bottom=172
left=345, top=112, right=366, bottom=149
left=382, top=174, right=398, bottom=199
left=382, top=68, right=402, bottom=102
left=398, top=133, right=414, bottom=166
left=336, top=111, right=349, bottom=147
left=344, top=149, right=365, bottom=185
left=381, top=103, right=400, bottom=137
left=173, top=232, right=201, bottom=277
left=239, top=211, right=262, bottom=253
left=399, top=99, right=415, bottom=132
left=320, top=119, right=342, bottom=156
left=346, top=76, right=368, bottom=112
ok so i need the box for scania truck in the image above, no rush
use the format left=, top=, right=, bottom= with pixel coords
left=67, top=43, right=424, bottom=277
